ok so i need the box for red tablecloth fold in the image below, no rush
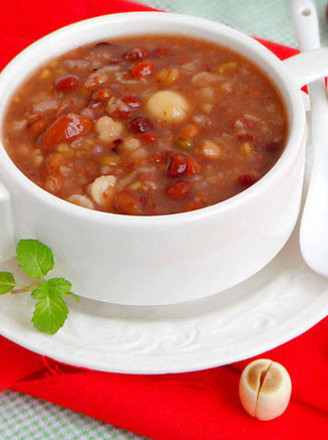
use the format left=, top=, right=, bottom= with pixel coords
left=1, top=1, right=327, bottom=439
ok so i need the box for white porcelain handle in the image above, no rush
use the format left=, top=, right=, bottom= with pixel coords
left=0, top=181, right=15, bottom=261
left=283, top=48, right=328, bottom=88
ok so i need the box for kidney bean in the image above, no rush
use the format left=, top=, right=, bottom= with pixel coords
left=55, top=75, right=80, bottom=92
left=40, top=114, right=93, bottom=152
left=166, top=181, right=191, bottom=200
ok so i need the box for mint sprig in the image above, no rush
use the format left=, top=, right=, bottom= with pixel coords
left=17, top=239, right=54, bottom=279
left=0, top=239, right=79, bottom=335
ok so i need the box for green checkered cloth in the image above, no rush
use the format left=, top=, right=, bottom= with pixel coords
left=0, top=390, right=145, bottom=440
left=1, top=1, right=328, bottom=439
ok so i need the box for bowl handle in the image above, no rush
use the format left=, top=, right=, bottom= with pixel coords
left=0, top=180, right=15, bottom=261
left=284, top=48, right=328, bottom=88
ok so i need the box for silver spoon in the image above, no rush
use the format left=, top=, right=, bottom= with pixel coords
left=292, top=0, right=328, bottom=276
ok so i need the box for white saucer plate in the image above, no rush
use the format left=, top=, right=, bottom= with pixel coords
left=0, top=217, right=328, bottom=374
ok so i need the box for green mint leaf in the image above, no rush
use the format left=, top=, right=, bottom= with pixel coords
left=31, top=281, right=48, bottom=300
left=47, top=278, right=72, bottom=295
left=0, top=272, right=16, bottom=294
left=16, top=239, right=54, bottom=279
left=31, top=281, right=69, bottom=334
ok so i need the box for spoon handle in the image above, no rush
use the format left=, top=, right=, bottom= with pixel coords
left=292, top=0, right=327, bottom=159
left=292, top=0, right=320, bottom=51
left=293, top=0, right=328, bottom=275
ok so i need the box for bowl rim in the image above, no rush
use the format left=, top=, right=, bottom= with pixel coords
left=0, top=11, right=306, bottom=226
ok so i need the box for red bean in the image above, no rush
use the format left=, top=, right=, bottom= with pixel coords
left=123, top=47, right=150, bottom=61
left=265, top=141, right=281, bottom=154
left=55, top=75, right=80, bottom=92
left=128, top=116, right=153, bottom=134
left=131, top=61, right=155, bottom=78
left=141, top=132, right=158, bottom=144
left=92, top=88, right=112, bottom=101
left=122, top=96, right=143, bottom=108
left=167, top=154, right=199, bottom=177
left=185, top=157, right=199, bottom=176
left=114, top=191, right=143, bottom=215
left=87, top=99, right=104, bottom=109
left=112, top=109, right=132, bottom=119
left=167, top=153, right=187, bottom=177
left=238, top=174, right=259, bottom=187
left=166, top=181, right=191, bottom=200
left=150, top=153, right=164, bottom=164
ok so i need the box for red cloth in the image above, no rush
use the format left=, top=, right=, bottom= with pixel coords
left=1, top=0, right=326, bottom=439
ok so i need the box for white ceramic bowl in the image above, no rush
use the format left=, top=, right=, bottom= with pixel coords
left=1, top=12, right=328, bottom=305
